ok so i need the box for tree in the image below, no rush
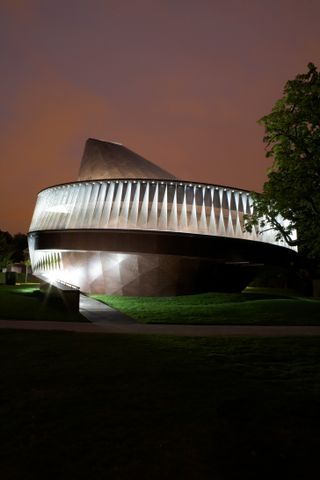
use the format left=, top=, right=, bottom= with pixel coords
left=0, top=231, right=13, bottom=269
left=0, top=230, right=28, bottom=269
left=11, top=233, right=28, bottom=262
left=245, top=63, right=320, bottom=271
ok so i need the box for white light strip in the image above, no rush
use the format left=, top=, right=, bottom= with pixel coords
left=29, top=180, right=297, bottom=250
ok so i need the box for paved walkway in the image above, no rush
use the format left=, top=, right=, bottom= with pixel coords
left=1, top=319, right=320, bottom=336
left=1, top=294, right=320, bottom=336
left=79, top=294, right=136, bottom=326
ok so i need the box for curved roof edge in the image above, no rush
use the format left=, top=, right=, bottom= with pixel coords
left=78, top=138, right=176, bottom=181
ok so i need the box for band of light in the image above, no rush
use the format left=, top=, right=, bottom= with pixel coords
left=29, top=178, right=295, bottom=248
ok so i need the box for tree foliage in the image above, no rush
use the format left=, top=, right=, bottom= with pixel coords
left=0, top=230, right=28, bottom=268
left=245, top=63, right=320, bottom=263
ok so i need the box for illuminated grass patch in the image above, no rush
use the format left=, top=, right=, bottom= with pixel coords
left=92, top=291, right=320, bottom=325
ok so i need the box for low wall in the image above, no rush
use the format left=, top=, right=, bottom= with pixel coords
left=40, top=280, right=80, bottom=311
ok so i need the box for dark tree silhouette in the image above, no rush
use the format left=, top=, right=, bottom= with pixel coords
left=245, top=63, right=320, bottom=274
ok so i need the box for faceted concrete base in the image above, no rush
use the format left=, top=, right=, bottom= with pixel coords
left=56, top=250, right=258, bottom=295
left=29, top=229, right=297, bottom=296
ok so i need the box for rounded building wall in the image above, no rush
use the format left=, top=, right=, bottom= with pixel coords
left=28, top=139, right=297, bottom=295
left=29, top=179, right=295, bottom=249
left=27, top=248, right=261, bottom=296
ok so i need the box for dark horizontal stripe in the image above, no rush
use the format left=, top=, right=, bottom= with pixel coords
left=29, top=229, right=296, bottom=265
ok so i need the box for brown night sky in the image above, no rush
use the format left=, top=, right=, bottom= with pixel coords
left=1, top=0, right=320, bottom=234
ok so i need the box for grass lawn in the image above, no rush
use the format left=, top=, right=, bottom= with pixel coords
left=92, top=290, right=320, bottom=325
left=0, top=284, right=86, bottom=322
left=1, top=331, right=320, bottom=479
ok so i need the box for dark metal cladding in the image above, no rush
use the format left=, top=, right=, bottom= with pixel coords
left=78, top=138, right=176, bottom=181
